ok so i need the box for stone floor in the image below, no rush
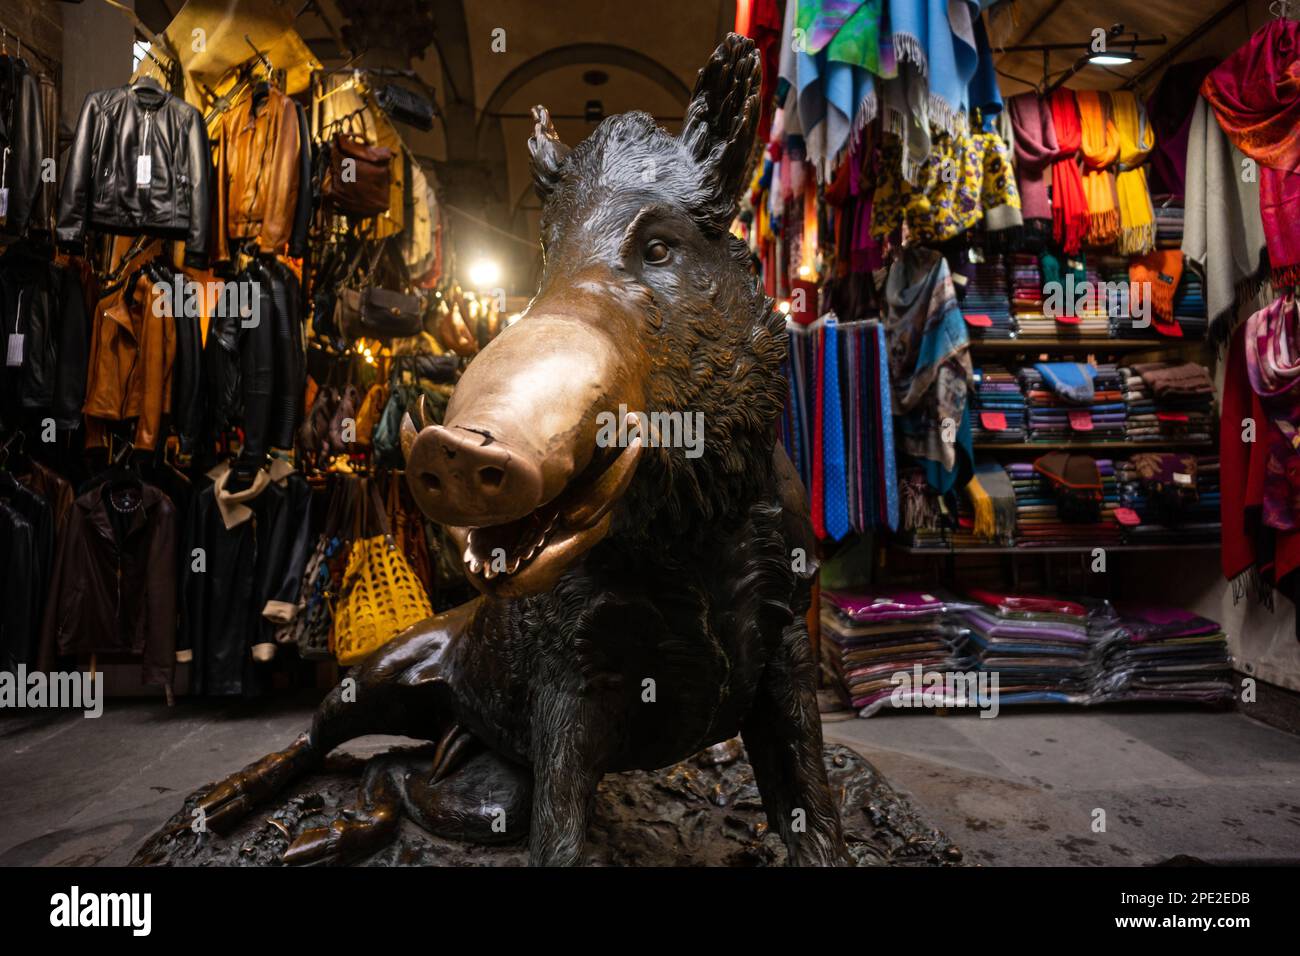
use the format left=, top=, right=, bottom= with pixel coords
left=1, top=693, right=1298, bottom=866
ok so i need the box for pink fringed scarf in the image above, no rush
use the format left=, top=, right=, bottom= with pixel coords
left=1202, top=20, right=1300, bottom=288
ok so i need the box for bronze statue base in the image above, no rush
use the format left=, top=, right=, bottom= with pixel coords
left=132, top=744, right=962, bottom=867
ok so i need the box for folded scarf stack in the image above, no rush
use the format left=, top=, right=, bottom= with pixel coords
left=1125, top=361, right=1216, bottom=444
left=1007, top=456, right=1121, bottom=546
left=1018, top=362, right=1126, bottom=442
left=1091, top=604, right=1233, bottom=705
left=962, top=255, right=1015, bottom=339
left=956, top=592, right=1095, bottom=703
left=819, top=588, right=969, bottom=716
left=1115, top=453, right=1221, bottom=542
left=971, top=364, right=1027, bottom=442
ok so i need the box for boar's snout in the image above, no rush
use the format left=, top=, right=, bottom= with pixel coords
left=403, top=303, right=648, bottom=597
left=409, top=424, right=545, bottom=527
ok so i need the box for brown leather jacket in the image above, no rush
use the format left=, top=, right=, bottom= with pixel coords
left=38, top=479, right=178, bottom=689
left=212, top=86, right=302, bottom=263
left=83, top=257, right=176, bottom=451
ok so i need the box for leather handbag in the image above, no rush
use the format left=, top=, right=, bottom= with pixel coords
left=335, top=240, right=426, bottom=341
left=336, top=285, right=425, bottom=340
left=375, top=83, right=436, bottom=131
left=322, top=133, right=393, bottom=219
left=332, top=478, right=434, bottom=666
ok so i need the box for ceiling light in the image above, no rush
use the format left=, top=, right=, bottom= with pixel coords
left=1088, top=51, right=1138, bottom=65
left=468, top=259, right=501, bottom=289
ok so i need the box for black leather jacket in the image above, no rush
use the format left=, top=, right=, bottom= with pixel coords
left=0, top=55, right=47, bottom=235
left=0, top=241, right=90, bottom=430
left=57, top=79, right=211, bottom=268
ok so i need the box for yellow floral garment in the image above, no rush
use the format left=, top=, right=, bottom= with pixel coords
left=872, top=126, right=1020, bottom=244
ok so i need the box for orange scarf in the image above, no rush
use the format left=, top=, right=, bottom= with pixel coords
left=1130, top=250, right=1184, bottom=331
left=1076, top=91, right=1120, bottom=245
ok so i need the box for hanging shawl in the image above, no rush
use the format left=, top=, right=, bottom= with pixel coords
left=1076, top=90, right=1120, bottom=246
left=1047, top=89, right=1089, bottom=255
left=1008, top=93, right=1059, bottom=248
left=884, top=246, right=974, bottom=494
left=1202, top=19, right=1300, bottom=287
left=1110, top=91, right=1156, bottom=255
left=780, top=0, right=883, bottom=179
left=967, top=13, right=1003, bottom=130
left=887, top=0, right=979, bottom=137
left=1145, top=57, right=1217, bottom=199
left=967, top=461, right=1016, bottom=542
left=1183, top=96, right=1269, bottom=340
left=1244, top=295, right=1300, bottom=530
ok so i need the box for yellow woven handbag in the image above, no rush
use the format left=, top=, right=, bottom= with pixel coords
left=332, top=477, right=434, bottom=665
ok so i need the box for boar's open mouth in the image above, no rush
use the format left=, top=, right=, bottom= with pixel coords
left=450, top=427, right=643, bottom=597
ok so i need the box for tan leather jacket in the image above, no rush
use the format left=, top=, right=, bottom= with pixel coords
left=83, top=256, right=176, bottom=451
left=212, top=86, right=302, bottom=263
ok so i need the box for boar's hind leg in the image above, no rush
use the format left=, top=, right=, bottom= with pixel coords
left=527, top=685, right=615, bottom=866
left=197, top=614, right=466, bottom=834
left=742, top=620, right=850, bottom=866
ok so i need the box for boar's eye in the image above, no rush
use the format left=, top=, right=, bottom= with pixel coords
left=644, top=239, right=671, bottom=265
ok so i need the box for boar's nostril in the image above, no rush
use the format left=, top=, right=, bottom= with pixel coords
left=420, top=472, right=442, bottom=493
left=478, top=466, right=506, bottom=492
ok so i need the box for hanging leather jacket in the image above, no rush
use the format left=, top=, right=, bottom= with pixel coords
left=211, top=85, right=305, bottom=265
left=0, top=241, right=90, bottom=430
left=0, top=54, right=46, bottom=235
left=56, top=79, right=211, bottom=268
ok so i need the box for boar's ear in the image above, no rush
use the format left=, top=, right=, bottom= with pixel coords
left=528, top=105, right=570, bottom=200
left=680, top=33, right=762, bottom=233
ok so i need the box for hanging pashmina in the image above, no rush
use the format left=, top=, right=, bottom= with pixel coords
left=1111, top=91, right=1156, bottom=255
left=884, top=246, right=974, bottom=494
left=1076, top=90, right=1120, bottom=246
left=1202, top=19, right=1300, bottom=288
left=1047, top=89, right=1089, bottom=255
left=1244, top=295, right=1300, bottom=530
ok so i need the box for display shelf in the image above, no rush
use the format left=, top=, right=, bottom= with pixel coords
left=967, top=337, right=1192, bottom=352
left=972, top=440, right=1215, bottom=451
left=892, top=541, right=1221, bottom=556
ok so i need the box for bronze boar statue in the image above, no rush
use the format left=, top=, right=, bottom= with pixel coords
left=194, top=33, right=848, bottom=866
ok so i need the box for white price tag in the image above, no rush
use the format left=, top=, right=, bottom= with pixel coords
left=6, top=333, right=24, bottom=367
left=136, top=154, right=152, bottom=186
left=0, top=187, right=8, bottom=220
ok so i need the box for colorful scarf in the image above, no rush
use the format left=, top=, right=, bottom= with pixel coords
left=1202, top=20, right=1300, bottom=287
left=1111, top=91, right=1156, bottom=255
left=1130, top=250, right=1184, bottom=331
left=967, top=461, right=1016, bottom=542
left=1008, top=93, right=1058, bottom=227
left=1146, top=58, right=1217, bottom=199
left=1047, top=89, right=1089, bottom=255
left=884, top=246, right=973, bottom=494
left=1244, top=295, right=1300, bottom=530
left=1076, top=90, right=1120, bottom=246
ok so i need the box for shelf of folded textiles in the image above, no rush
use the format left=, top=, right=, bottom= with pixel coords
left=967, top=338, right=1182, bottom=352
left=972, top=440, right=1216, bottom=451
left=891, top=540, right=1222, bottom=555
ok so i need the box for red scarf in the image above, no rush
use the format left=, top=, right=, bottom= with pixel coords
left=1048, top=89, right=1089, bottom=255
left=1202, top=20, right=1300, bottom=287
